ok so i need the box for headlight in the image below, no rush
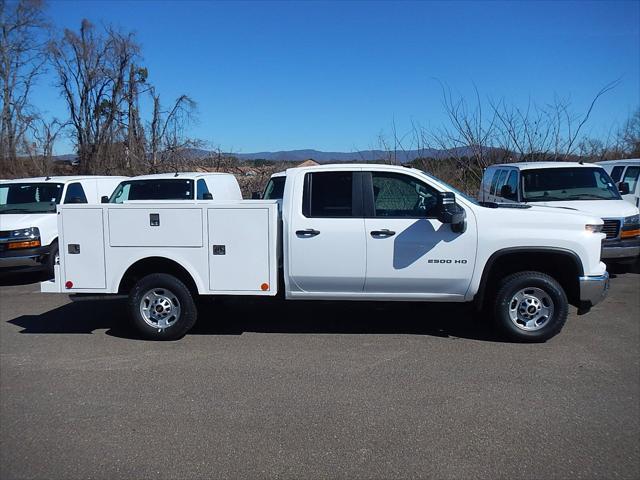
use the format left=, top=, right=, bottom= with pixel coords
left=623, top=214, right=639, bottom=225
left=4, top=227, right=41, bottom=250
left=585, top=224, right=603, bottom=233
left=10, top=227, right=40, bottom=239
left=621, top=214, right=640, bottom=239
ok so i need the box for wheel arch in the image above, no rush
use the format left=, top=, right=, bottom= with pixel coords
left=475, top=247, right=584, bottom=310
left=117, top=256, right=201, bottom=296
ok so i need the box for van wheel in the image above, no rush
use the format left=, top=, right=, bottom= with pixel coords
left=493, top=271, right=568, bottom=342
left=128, top=273, right=197, bottom=340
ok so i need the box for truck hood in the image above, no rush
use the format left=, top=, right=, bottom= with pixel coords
left=525, top=200, right=639, bottom=218
left=0, top=213, right=58, bottom=245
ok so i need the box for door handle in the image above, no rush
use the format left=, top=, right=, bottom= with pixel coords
left=370, top=229, right=396, bottom=238
left=296, top=229, right=320, bottom=237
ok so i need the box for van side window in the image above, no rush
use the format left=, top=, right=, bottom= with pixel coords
left=303, top=172, right=353, bottom=218
left=197, top=179, right=210, bottom=200
left=371, top=172, right=438, bottom=217
left=622, top=166, right=640, bottom=192
left=610, top=166, right=624, bottom=182
left=489, top=170, right=501, bottom=195
left=64, top=183, right=88, bottom=204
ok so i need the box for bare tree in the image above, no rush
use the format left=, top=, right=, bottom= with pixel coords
left=0, top=0, right=48, bottom=175
left=49, top=19, right=139, bottom=173
left=147, top=89, right=198, bottom=172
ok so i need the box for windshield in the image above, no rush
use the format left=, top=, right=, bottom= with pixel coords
left=109, top=179, right=195, bottom=203
left=0, top=182, right=64, bottom=214
left=263, top=177, right=285, bottom=200
left=522, top=167, right=620, bottom=202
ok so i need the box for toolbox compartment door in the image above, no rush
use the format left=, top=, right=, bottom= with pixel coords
left=207, top=208, right=272, bottom=292
left=61, top=208, right=106, bottom=289
left=108, top=208, right=203, bottom=247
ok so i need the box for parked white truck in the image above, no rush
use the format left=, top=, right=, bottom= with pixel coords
left=41, top=164, right=610, bottom=342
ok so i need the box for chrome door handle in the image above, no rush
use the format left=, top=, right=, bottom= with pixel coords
left=370, top=229, right=396, bottom=237
left=296, top=229, right=320, bottom=237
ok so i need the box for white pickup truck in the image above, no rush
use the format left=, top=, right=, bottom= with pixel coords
left=41, top=164, right=610, bottom=342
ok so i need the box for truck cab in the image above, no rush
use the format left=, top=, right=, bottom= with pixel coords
left=0, top=176, right=125, bottom=277
left=479, top=162, right=640, bottom=263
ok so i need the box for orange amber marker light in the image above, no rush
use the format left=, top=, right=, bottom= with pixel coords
left=7, top=239, right=40, bottom=249
left=261, top=283, right=269, bottom=291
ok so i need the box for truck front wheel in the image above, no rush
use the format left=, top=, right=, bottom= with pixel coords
left=493, top=271, right=568, bottom=342
left=128, top=273, right=197, bottom=340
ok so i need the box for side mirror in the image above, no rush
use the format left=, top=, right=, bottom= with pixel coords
left=202, top=192, right=213, bottom=200
left=500, top=184, right=513, bottom=198
left=101, top=196, right=109, bottom=203
left=251, top=191, right=262, bottom=199
left=618, top=182, right=630, bottom=195
left=437, top=191, right=466, bottom=233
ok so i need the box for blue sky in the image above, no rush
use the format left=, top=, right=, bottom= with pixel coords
left=37, top=0, right=640, bottom=154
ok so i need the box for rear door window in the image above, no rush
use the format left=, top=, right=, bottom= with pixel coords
left=303, top=172, right=354, bottom=217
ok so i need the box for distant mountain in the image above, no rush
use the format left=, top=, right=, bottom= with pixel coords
left=53, top=146, right=480, bottom=164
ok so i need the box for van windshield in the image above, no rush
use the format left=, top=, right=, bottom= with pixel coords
left=109, top=179, right=194, bottom=203
left=0, top=182, right=64, bottom=214
left=522, top=167, right=620, bottom=202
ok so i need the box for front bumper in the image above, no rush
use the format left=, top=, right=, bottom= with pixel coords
left=0, top=245, right=52, bottom=272
left=602, top=237, right=640, bottom=261
left=578, top=272, right=610, bottom=312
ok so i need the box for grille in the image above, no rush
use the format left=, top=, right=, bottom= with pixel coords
left=602, top=219, right=621, bottom=239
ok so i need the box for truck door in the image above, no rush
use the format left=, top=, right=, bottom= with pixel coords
left=363, top=171, right=476, bottom=296
left=287, top=171, right=366, bottom=293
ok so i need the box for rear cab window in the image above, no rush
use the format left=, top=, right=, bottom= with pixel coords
left=303, top=172, right=354, bottom=217
left=263, top=176, right=286, bottom=200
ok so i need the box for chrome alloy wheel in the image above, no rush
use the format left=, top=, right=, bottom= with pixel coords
left=140, top=288, right=181, bottom=330
left=508, top=287, right=554, bottom=331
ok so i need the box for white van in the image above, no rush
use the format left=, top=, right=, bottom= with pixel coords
left=108, top=172, right=242, bottom=203
left=479, top=162, right=640, bottom=263
left=0, top=176, right=125, bottom=277
left=597, top=159, right=640, bottom=207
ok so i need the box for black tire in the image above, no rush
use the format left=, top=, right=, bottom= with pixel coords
left=493, top=271, right=568, bottom=342
left=128, top=273, right=197, bottom=340
left=46, top=241, right=59, bottom=280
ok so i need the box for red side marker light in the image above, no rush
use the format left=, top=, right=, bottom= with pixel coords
left=261, top=283, right=269, bottom=291
left=65, top=281, right=73, bottom=289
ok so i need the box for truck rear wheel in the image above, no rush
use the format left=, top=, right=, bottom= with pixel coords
left=493, top=271, right=568, bottom=342
left=128, top=273, right=197, bottom=340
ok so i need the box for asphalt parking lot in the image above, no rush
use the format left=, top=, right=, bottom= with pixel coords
left=1, top=270, right=639, bottom=480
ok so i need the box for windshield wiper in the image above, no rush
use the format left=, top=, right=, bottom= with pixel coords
left=564, top=194, right=611, bottom=200
left=0, top=208, right=30, bottom=214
